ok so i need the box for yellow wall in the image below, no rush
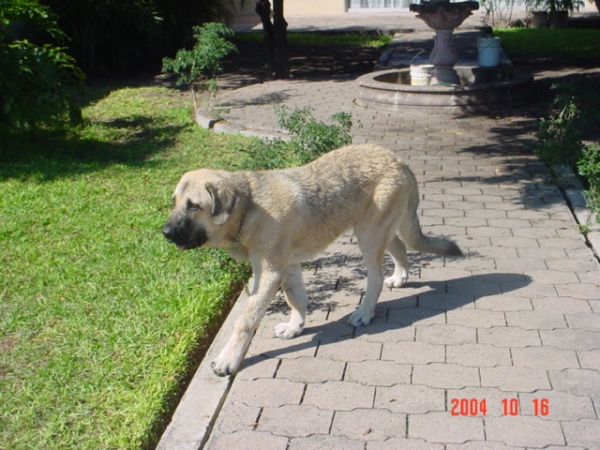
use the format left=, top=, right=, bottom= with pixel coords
left=234, top=0, right=347, bottom=16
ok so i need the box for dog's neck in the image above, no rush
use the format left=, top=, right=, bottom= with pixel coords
left=230, top=212, right=246, bottom=253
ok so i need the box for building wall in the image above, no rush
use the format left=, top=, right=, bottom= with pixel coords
left=234, top=0, right=347, bottom=16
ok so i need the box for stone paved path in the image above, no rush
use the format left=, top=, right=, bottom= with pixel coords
left=160, top=22, right=600, bottom=450
left=206, top=93, right=600, bottom=450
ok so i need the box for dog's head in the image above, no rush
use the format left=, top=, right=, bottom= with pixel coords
left=162, top=170, right=238, bottom=250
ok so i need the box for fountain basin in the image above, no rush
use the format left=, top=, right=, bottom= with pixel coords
left=356, top=67, right=534, bottom=113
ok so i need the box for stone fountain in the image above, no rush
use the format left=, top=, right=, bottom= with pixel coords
left=410, top=0, right=479, bottom=84
left=356, top=0, right=534, bottom=112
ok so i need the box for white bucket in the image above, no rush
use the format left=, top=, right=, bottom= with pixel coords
left=410, top=64, right=434, bottom=86
left=478, top=36, right=501, bottom=67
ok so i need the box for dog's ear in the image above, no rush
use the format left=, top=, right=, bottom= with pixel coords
left=205, top=181, right=237, bottom=225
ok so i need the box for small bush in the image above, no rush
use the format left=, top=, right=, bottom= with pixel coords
left=534, top=82, right=584, bottom=168
left=0, top=0, right=84, bottom=128
left=162, top=23, right=237, bottom=108
left=577, top=142, right=600, bottom=222
left=235, top=107, right=353, bottom=171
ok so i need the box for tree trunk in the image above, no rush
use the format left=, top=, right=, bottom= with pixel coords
left=255, top=0, right=290, bottom=79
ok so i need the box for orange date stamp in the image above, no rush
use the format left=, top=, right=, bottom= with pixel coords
left=450, top=398, right=550, bottom=416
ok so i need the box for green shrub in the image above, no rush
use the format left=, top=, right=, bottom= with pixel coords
left=162, top=23, right=237, bottom=108
left=577, top=142, right=600, bottom=222
left=235, top=106, right=353, bottom=171
left=534, top=82, right=584, bottom=168
left=0, top=0, right=83, bottom=128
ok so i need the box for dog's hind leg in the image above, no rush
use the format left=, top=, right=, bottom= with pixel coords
left=385, top=236, right=409, bottom=288
left=348, top=228, right=388, bottom=327
left=274, top=264, right=308, bottom=339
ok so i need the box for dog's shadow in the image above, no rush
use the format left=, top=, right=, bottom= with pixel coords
left=241, top=270, right=533, bottom=371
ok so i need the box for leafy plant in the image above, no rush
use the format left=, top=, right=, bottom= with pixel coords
left=277, top=106, right=352, bottom=165
left=235, top=107, right=353, bottom=170
left=162, top=23, right=237, bottom=110
left=534, top=82, right=584, bottom=169
left=0, top=0, right=84, bottom=128
left=577, top=142, right=600, bottom=223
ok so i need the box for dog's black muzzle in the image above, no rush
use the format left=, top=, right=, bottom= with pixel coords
left=162, top=214, right=207, bottom=250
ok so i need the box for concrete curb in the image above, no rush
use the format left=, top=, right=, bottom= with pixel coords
left=156, top=282, right=251, bottom=450
left=196, top=109, right=291, bottom=140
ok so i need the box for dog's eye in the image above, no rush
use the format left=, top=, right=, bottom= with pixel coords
left=187, top=200, right=202, bottom=211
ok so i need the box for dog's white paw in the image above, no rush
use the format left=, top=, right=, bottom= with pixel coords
left=210, top=352, right=240, bottom=377
left=385, top=272, right=408, bottom=289
left=348, top=309, right=374, bottom=327
left=274, top=321, right=304, bottom=339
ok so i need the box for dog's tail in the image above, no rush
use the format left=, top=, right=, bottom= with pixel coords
left=399, top=210, right=463, bottom=257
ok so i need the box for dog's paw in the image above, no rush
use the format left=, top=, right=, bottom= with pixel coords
left=274, top=321, right=304, bottom=339
left=210, top=355, right=239, bottom=377
left=385, top=272, right=408, bottom=289
left=348, top=309, right=373, bottom=327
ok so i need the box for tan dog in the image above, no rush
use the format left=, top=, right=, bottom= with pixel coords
left=163, top=144, right=462, bottom=376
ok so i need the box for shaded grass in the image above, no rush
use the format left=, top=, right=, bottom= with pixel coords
left=0, top=86, right=253, bottom=449
left=233, top=31, right=393, bottom=48
left=495, top=28, right=600, bottom=59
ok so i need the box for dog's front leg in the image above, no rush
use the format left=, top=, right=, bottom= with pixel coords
left=211, top=262, right=281, bottom=377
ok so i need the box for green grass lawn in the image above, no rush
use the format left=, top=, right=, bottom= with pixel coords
left=233, top=31, right=393, bottom=48
left=495, top=28, right=600, bottom=59
left=0, top=86, right=253, bottom=449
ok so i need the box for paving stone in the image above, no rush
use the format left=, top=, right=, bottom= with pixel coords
left=556, top=283, right=600, bottom=300
left=478, top=326, right=540, bottom=347
left=525, top=269, right=580, bottom=285
left=247, top=333, right=318, bottom=359
left=331, top=408, right=406, bottom=441
left=275, top=357, right=345, bottom=383
left=345, top=360, right=412, bottom=386
left=229, top=378, right=305, bottom=407
left=381, top=341, right=445, bottom=365
left=485, top=416, right=564, bottom=447
left=505, top=311, right=567, bottom=329
left=288, top=435, right=365, bottom=450
left=503, top=281, right=559, bottom=298
left=387, top=307, right=446, bottom=327
left=367, top=438, right=444, bottom=450
left=446, top=442, right=524, bottom=450
left=489, top=218, right=532, bottom=229
left=494, top=257, right=548, bottom=271
left=545, top=258, right=600, bottom=272
left=516, top=247, right=566, bottom=259
left=447, top=279, right=504, bottom=297
left=480, top=366, right=551, bottom=392
left=563, top=419, right=600, bottom=449
left=375, top=384, right=445, bottom=414
left=579, top=348, right=600, bottom=369
left=206, top=430, right=289, bottom=450
left=354, top=322, right=416, bottom=343
left=213, top=402, right=261, bottom=434
left=548, top=369, right=600, bottom=396
left=302, top=381, right=375, bottom=411
left=413, top=363, right=480, bottom=389
left=519, top=390, right=596, bottom=420
left=237, top=357, right=280, bottom=380
left=490, top=236, right=540, bottom=250
left=447, top=344, right=512, bottom=367
left=408, top=412, right=484, bottom=443
left=317, top=338, right=382, bottom=361
left=532, top=297, right=592, bottom=314
left=258, top=405, right=333, bottom=437
left=446, top=309, right=506, bottom=327
left=416, top=324, right=477, bottom=345
left=475, top=295, right=533, bottom=312
left=512, top=346, right=579, bottom=370
left=540, top=328, right=600, bottom=351
left=538, top=237, right=586, bottom=249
